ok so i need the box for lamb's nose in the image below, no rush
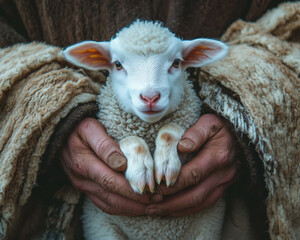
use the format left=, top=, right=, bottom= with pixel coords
left=140, top=94, right=161, bottom=106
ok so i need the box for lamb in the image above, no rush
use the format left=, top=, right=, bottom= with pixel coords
left=64, top=20, right=228, bottom=240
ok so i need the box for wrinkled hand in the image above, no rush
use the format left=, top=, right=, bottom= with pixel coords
left=60, top=118, right=162, bottom=216
left=145, top=114, right=238, bottom=217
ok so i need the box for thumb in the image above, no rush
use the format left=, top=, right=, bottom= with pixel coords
left=178, top=114, right=224, bottom=153
left=78, top=118, right=127, bottom=171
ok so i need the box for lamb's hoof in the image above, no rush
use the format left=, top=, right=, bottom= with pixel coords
left=129, top=180, right=145, bottom=194
left=155, top=159, right=181, bottom=187
left=127, top=171, right=155, bottom=194
left=154, top=123, right=184, bottom=187
left=120, top=136, right=155, bottom=194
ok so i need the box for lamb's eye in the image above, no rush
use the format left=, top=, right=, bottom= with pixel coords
left=115, top=61, right=123, bottom=70
left=172, top=59, right=180, bottom=68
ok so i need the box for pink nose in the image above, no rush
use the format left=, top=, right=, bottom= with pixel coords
left=140, top=94, right=161, bottom=106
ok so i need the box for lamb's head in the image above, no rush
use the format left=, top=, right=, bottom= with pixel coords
left=64, top=20, right=228, bottom=123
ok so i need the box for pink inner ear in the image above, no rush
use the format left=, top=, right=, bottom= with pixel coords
left=69, top=45, right=110, bottom=68
left=184, top=44, right=222, bottom=64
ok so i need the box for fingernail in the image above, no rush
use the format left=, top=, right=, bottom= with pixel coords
left=178, top=138, right=194, bottom=150
left=107, top=152, right=127, bottom=171
left=146, top=207, right=161, bottom=216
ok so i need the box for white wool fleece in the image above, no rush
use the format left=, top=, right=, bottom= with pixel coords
left=82, top=77, right=226, bottom=240
left=115, top=20, right=175, bottom=55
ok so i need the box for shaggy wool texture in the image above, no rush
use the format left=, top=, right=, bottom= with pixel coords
left=116, top=20, right=175, bottom=55
left=0, top=42, right=104, bottom=239
left=198, top=3, right=300, bottom=239
left=83, top=198, right=225, bottom=240
left=0, top=2, right=299, bottom=240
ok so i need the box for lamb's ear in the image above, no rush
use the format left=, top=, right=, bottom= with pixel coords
left=182, top=39, right=228, bottom=69
left=63, top=41, right=111, bottom=71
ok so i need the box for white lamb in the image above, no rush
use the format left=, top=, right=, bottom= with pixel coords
left=64, top=20, right=228, bottom=240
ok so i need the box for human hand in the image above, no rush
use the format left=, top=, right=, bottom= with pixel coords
left=60, top=118, right=162, bottom=216
left=145, top=114, right=238, bottom=217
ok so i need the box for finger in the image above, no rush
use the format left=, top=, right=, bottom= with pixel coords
left=77, top=118, right=127, bottom=171
left=178, top=114, right=224, bottom=153
left=169, top=183, right=228, bottom=217
left=86, top=192, right=146, bottom=216
left=146, top=166, right=236, bottom=216
left=72, top=175, right=162, bottom=204
left=159, top=142, right=236, bottom=196
left=158, top=148, right=215, bottom=195
left=64, top=151, right=162, bottom=204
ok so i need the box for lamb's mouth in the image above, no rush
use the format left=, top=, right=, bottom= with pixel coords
left=142, top=110, right=163, bottom=115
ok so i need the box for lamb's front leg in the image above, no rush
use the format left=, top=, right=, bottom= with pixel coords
left=119, top=136, right=155, bottom=194
left=154, top=123, right=185, bottom=187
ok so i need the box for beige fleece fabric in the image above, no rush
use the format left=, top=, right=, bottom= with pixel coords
left=199, top=2, right=300, bottom=239
left=0, top=42, right=103, bottom=238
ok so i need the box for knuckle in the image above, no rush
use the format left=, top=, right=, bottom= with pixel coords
left=98, top=203, right=114, bottom=214
left=219, top=153, right=230, bottom=166
left=98, top=193, right=125, bottom=214
left=85, top=167, right=99, bottom=183
left=190, top=169, right=203, bottom=185
left=204, top=115, right=224, bottom=137
left=216, top=143, right=231, bottom=166
left=99, top=201, right=122, bottom=215
left=99, top=191, right=111, bottom=203
left=192, top=192, right=204, bottom=207
left=206, top=114, right=223, bottom=126
left=90, top=194, right=119, bottom=215
left=109, top=203, right=122, bottom=214
left=88, top=194, right=117, bottom=215
left=78, top=118, right=94, bottom=131
left=195, top=116, right=224, bottom=140
left=96, top=137, right=112, bottom=157
left=205, top=114, right=223, bottom=126
left=197, top=126, right=209, bottom=140
left=99, top=174, right=117, bottom=192
left=70, top=158, right=85, bottom=176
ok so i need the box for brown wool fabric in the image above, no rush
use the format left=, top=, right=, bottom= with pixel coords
left=199, top=3, right=300, bottom=239
left=0, top=42, right=104, bottom=239
left=0, top=0, right=279, bottom=48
